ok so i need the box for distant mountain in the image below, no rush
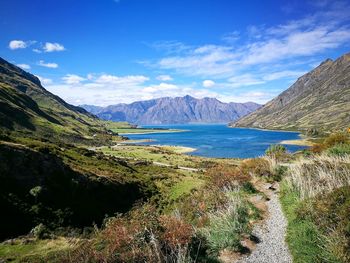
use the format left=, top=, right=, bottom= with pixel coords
left=0, top=57, right=108, bottom=143
left=81, top=96, right=261, bottom=124
left=231, top=52, right=350, bottom=133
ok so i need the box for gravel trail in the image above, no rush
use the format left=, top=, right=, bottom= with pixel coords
left=237, top=190, right=292, bottom=263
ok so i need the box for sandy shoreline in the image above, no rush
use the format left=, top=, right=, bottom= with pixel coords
left=280, top=138, right=315, bottom=146
left=158, top=145, right=197, bottom=154
left=118, top=129, right=185, bottom=135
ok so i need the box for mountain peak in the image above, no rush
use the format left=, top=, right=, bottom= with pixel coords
left=82, top=96, right=261, bottom=124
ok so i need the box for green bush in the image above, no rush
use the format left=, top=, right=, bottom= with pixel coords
left=30, top=224, right=49, bottom=240
left=265, top=144, right=287, bottom=160
left=297, top=186, right=350, bottom=263
left=327, top=143, right=350, bottom=156
left=280, top=182, right=340, bottom=263
left=201, top=195, right=250, bottom=255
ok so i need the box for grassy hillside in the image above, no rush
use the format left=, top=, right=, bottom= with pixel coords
left=231, top=53, right=350, bottom=134
left=0, top=57, right=111, bottom=145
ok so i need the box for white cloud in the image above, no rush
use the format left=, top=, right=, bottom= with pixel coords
left=36, top=75, right=53, bottom=85
left=142, top=83, right=178, bottom=93
left=62, top=74, right=86, bottom=84
left=151, top=40, right=191, bottom=54
left=222, top=31, right=240, bottom=43
left=16, top=64, right=30, bottom=70
left=228, top=74, right=265, bottom=87
left=151, top=1, right=350, bottom=80
left=42, top=1, right=350, bottom=106
left=43, top=42, right=65, bottom=52
left=158, top=45, right=239, bottom=77
left=156, top=75, right=173, bottom=81
left=242, top=27, right=350, bottom=65
left=217, top=91, right=275, bottom=104
left=9, top=40, right=27, bottom=50
left=263, top=70, right=307, bottom=81
left=33, top=48, right=42, bottom=53
left=95, top=74, right=149, bottom=86
left=38, top=60, right=58, bottom=68
left=202, top=80, right=215, bottom=88
left=44, top=73, right=222, bottom=106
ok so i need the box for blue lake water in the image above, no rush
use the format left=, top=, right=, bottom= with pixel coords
left=126, top=124, right=307, bottom=158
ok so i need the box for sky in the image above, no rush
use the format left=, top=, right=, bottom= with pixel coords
left=1, top=0, right=350, bottom=106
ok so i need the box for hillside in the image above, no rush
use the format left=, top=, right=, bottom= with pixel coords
left=230, top=53, right=350, bottom=133
left=0, top=57, right=161, bottom=241
left=0, top=57, right=109, bottom=144
left=81, top=95, right=261, bottom=124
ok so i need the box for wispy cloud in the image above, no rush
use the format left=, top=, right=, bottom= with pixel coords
left=38, top=60, right=58, bottom=68
left=42, top=0, right=350, bottom=106
left=150, top=40, right=192, bottom=54
left=62, top=74, right=86, bottom=84
left=43, top=42, right=65, bottom=52
left=156, top=75, right=173, bottom=81
left=36, top=75, right=53, bottom=85
left=148, top=0, right=350, bottom=84
left=16, top=63, right=30, bottom=70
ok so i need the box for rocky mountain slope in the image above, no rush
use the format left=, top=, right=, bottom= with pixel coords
left=81, top=95, right=261, bottom=124
left=0, top=57, right=109, bottom=144
left=231, top=52, right=350, bottom=133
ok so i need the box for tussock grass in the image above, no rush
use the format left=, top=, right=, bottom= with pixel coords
left=200, top=188, right=250, bottom=255
left=286, top=154, right=350, bottom=199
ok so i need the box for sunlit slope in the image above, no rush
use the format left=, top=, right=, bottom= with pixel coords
left=231, top=53, right=350, bottom=133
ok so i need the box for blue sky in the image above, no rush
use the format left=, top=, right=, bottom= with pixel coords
left=1, top=0, right=350, bottom=106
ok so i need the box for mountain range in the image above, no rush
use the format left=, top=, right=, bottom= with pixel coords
left=81, top=96, right=261, bottom=124
left=231, top=52, right=350, bottom=133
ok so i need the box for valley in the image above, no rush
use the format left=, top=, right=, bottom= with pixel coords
left=2, top=0, right=350, bottom=262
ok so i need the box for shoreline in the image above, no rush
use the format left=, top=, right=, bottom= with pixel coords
left=118, top=129, right=186, bottom=135
left=157, top=145, right=197, bottom=154
left=280, top=138, right=315, bottom=146
left=229, top=126, right=300, bottom=133
left=230, top=126, right=315, bottom=147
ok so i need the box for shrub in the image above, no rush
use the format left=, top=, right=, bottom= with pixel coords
left=240, top=158, right=270, bottom=177
left=265, top=144, right=287, bottom=160
left=327, top=143, right=350, bottom=156
left=64, top=205, right=198, bottom=263
left=30, top=223, right=49, bottom=239
left=324, top=132, right=349, bottom=148
left=207, top=164, right=250, bottom=189
left=159, top=215, right=194, bottom=261
left=310, top=143, right=326, bottom=153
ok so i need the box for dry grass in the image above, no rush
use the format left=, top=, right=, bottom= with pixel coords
left=286, top=154, right=350, bottom=199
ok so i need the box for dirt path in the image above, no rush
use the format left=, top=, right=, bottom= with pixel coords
left=237, top=185, right=292, bottom=263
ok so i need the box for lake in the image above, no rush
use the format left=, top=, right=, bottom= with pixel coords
left=126, top=124, right=307, bottom=158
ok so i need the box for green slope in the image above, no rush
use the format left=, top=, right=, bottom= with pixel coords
left=0, top=57, right=110, bottom=144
